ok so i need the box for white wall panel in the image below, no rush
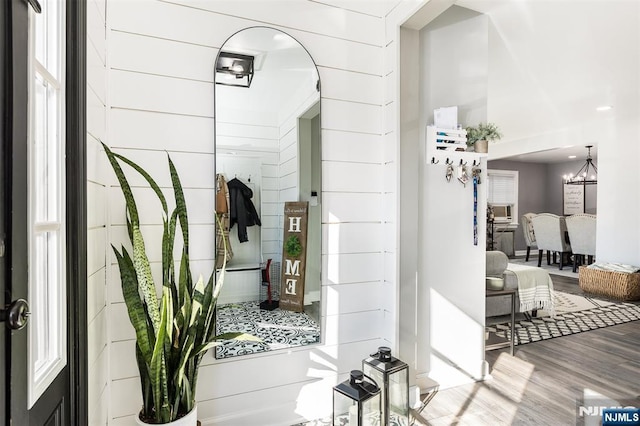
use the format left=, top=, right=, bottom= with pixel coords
left=323, top=282, right=382, bottom=315
left=322, top=129, right=383, bottom=163
left=319, top=67, right=383, bottom=105
left=110, top=70, right=214, bottom=117
left=322, top=193, right=382, bottom=223
left=106, top=149, right=214, bottom=188
left=109, top=109, right=214, bottom=153
left=313, top=0, right=401, bottom=18
left=109, top=224, right=214, bottom=263
left=108, top=0, right=383, bottom=76
left=87, top=86, right=106, bottom=143
left=109, top=30, right=216, bottom=82
left=323, top=253, right=384, bottom=284
left=88, top=0, right=109, bottom=422
left=87, top=227, right=106, bottom=277
left=88, top=308, right=107, bottom=368
left=323, top=223, right=383, bottom=254
left=88, top=348, right=108, bottom=414
left=103, top=1, right=389, bottom=424
left=322, top=98, right=382, bottom=134
left=108, top=187, right=214, bottom=226
left=323, top=310, right=382, bottom=346
left=88, top=181, right=106, bottom=229
left=87, top=135, right=107, bottom=184
left=169, top=0, right=384, bottom=47
left=322, top=161, right=383, bottom=193
left=87, top=268, right=106, bottom=322
left=87, top=0, right=105, bottom=63
left=87, top=43, right=106, bottom=103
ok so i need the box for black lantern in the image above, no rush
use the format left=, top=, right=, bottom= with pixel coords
left=362, top=347, right=409, bottom=426
left=333, top=370, right=381, bottom=426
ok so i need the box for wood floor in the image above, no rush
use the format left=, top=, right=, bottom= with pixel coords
left=415, top=274, right=640, bottom=426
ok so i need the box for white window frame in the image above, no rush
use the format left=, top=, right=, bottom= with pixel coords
left=487, top=169, right=519, bottom=225
left=27, top=0, right=67, bottom=409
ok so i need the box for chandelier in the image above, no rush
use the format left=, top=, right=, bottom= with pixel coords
left=564, top=145, right=598, bottom=185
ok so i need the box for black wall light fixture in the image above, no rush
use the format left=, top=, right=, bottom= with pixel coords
left=215, top=52, right=254, bottom=88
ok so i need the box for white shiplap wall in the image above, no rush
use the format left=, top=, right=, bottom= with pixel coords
left=103, top=0, right=393, bottom=424
left=87, top=0, right=109, bottom=424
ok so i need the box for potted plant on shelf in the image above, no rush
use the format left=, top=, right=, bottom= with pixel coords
left=465, top=122, right=502, bottom=153
left=103, top=143, right=258, bottom=425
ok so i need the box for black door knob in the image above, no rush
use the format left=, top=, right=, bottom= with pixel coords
left=0, top=299, right=30, bottom=330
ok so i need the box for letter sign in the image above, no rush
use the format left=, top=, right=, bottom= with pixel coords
left=279, top=202, right=309, bottom=312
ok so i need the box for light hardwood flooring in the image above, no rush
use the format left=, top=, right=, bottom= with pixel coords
left=414, top=274, right=640, bottom=426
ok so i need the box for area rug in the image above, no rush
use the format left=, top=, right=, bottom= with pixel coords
left=486, top=291, right=640, bottom=346
left=215, top=301, right=320, bottom=359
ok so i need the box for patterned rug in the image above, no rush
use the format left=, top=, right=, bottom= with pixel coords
left=486, top=291, right=640, bottom=345
left=215, top=301, right=320, bottom=359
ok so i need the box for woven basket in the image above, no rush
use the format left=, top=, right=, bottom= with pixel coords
left=578, top=266, right=640, bottom=301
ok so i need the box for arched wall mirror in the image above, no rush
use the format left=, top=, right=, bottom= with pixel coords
left=213, top=27, right=321, bottom=359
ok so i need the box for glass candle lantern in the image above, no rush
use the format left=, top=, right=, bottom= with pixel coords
left=333, top=370, right=381, bottom=426
left=362, top=347, right=409, bottom=426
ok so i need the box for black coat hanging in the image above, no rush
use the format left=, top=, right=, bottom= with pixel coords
left=227, top=177, right=261, bottom=243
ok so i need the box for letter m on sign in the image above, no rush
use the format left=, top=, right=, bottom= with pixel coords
left=285, top=259, right=301, bottom=276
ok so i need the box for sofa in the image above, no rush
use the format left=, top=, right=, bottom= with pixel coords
left=486, top=250, right=521, bottom=317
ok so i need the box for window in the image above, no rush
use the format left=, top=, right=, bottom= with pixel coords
left=28, top=0, right=66, bottom=408
left=487, top=169, right=518, bottom=224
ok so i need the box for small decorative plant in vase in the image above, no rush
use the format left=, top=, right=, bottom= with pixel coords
left=103, top=143, right=258, bottom=425
left=465, top=122, right=502, bottom=153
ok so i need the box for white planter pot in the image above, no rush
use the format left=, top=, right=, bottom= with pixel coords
left=135, top=406, right=198, bottom=426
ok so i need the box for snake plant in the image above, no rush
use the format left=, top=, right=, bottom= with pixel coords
left=104, top=143, right=257, bottom=423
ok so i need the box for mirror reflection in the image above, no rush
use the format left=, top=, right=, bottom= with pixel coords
left=214, top=27, right=321, bottom=359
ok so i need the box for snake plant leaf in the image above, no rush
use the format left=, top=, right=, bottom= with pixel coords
left=114, top=246, right=154, bottom=364
left=192, top=333, right=263, bottom=357
left=105, top=145, right=247, bottom=422
left=126, top=214, right=133, bottom=243
left=104, top=143, right=161, bottom=335
left=195, top=273, right=214, bottom=352
left=173, top=275, right=204, bottom=393
left=103, top=143, right=140, bottom=226
left=167, top=209, right=180, bottom=313
left=112, top=151, right=168, bottom=217
left=132, top=223, right=161, bottom=334
left=150, top=293, right=170, bottom=423
left=136, top=343, right=153, bottom=419
left=168, top=155, right=189, bottom=254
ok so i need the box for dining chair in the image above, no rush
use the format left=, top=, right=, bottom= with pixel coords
left=521, top=213, right=537, bottom=262
left=531, top=213, right=572, bottom=270
left=565, top=214, right=597, bottom=272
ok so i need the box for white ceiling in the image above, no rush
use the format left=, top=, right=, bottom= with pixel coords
left=453, top=0, right=638, bottom=164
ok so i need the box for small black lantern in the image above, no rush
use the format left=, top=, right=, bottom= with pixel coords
left=333, top=370, right=381, bottom=425
left=362, top=347, right=410, bottom=426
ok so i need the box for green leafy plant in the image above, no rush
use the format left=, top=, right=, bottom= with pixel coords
left=285, top=234, right=303, bottom=258
left=465, top=122, right=502, bottom=146
left=103, top=143, right=258, bottom=424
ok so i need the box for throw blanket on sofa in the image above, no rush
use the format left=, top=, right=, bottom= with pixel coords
left=506, top=263, right=556, bottom=317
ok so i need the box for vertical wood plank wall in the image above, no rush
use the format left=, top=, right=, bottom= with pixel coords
left=86, top=0, right=109, bottom=423
left=94, top=0, right=399, bottom=424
